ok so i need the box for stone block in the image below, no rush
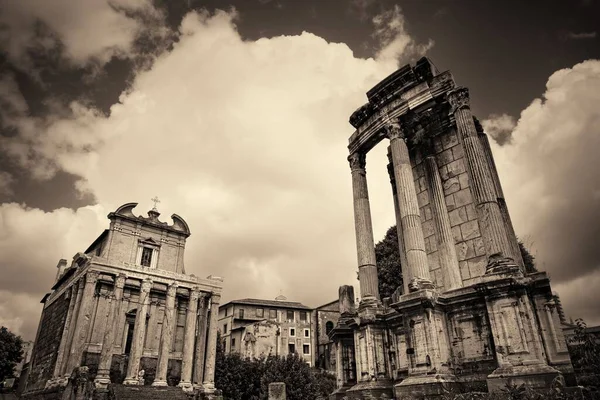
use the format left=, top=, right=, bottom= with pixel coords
left=455, top=240, right=476, bottom=262
left=434, top=269, right=444, bottom=290
left=422, top=205, right=432, bottom=221
left=439, top=164, right=449, bottom=180
left=443, top=176, right=461, bottom=195
left=454, top=188, right=473, bottom=208
left=473, top=237, right=486, bottom=256
left=451, top=143, right=465, bottom=160
left=451, top=225, right=462, bottom=242
left=428, top=251, right=440, bottom=270
left=458, top=172, right=470, bottom=189
left=460, top=220, right=480, bottom=240
left=413, top=163, right=425, bottom=179
left=446, top=159, right=466, bottom=178
left=445, top=194, right=456, bottom=211
left=441, top=129, right=459, bottom=150
left=433, top=136, right=444, bottom=153
left=422, top=220, right=435, bottom=238
left=448, top=206, right=469, bottom=227
left=417, top=190, right=430, bottom=208
left=465, top=203, right=477, bottom=221
left=418, top=177, right=427, bottom=192
left=437, top=148, right=454, bottom=166
left=468, top=256, right=487, bottom=278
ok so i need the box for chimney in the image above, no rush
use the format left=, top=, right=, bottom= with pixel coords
left=55, top=259, right=68, bottom=282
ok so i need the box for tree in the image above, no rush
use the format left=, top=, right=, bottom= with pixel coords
left=375, top=226, right=403, bottom=299
left=0, top=326, right=24, bottom=382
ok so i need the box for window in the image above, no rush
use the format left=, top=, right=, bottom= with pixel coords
left=223, top=323, right=228, bottom=334
left=231, top=338, right=236, bottom=348
left=326, top=321, right=334, bottom=334
left=289, top=328, right=295, bottom=337
left=225, top=307, right=229, bottom=317
left=304, top=328, right=310, bottom=338
left=303, top=344, right=310, bottom=355
left=287, top=310, right=294, bottom=322
left=239, top=308, right=245, bottom=318
left=257, top=308, right=264, bottom=318
left=140, top=247, right=153, bottom=267
left=288, top=343, right=296, bottom=354
left=269, top=309, right=277, bottom=319
left=300, top=311, right=307, bottom=322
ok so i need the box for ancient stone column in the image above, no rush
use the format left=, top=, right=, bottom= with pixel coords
left=348, top=152, right=380, bottom=300
left=94, top=274, right=126, bottom=388
left=124, top=278, right=152, bottom=385
left=60, top=279, right=85, bottom=377
left=193, top=293, right=210, bottom=387
left=448, top=87, right=513, bottom=269
left=387, top=147, right=408, bottom=295
left=64, top=270, right=99, bottom=375
left=423, top=151, right=462, bottom=290
left=178, top=287, right=200, bottom=390
left=52, top=284, right=78, bottom=379
left=202, top=293, right=221, bottom=391
left=153, top=282, right=178, bottom=386
left=385, top=122, right=433, bottom=291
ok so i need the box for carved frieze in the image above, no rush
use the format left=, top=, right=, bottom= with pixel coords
left=448, top=87, right=470, bottom=113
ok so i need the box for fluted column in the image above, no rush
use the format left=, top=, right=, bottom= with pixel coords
left=153, top=282, right=178, bottom=386
left=193, top=293, right=210, bottom=387
left=424, top=152, right=462, bottom=290
left=94, top=274, right=126, bottom=388
left=348, top=152, right=380, bottom=300
left=387, top=147, right=408, bottom=295
left=124, top=278, right=152, bottom=385
left=64, top=270, right=99, bottom=375
left=52, top=284, right=78, bottom=380
left=385, top=122, right=433, bottom=292
left=60, top=279, right=85, bottom=377
left=178, top=287, right=200, bottom=390
left=448, top=87, right=513, bottom=269
left=202, top=293, right=221, bottom=392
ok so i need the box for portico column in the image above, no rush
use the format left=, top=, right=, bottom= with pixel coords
left=178, top=287, right=200, bottom=390
left=153, top=282, right=178, bottom=386
left=202, top=293, right=221, bottom=392
left=60, top=279, right=85, bottom=377
left=64, top=270, right=99, bottom=375
left=387, top=147, right=408, bottom=295
left=448, top=88, right=513, bottom=268
left=94, top=274, right=126, bottom=388
left=193, top=293, right=210, bottom=387
left=51, top=284, right=78, bottom=380
left=348, top=152, right=380, bottom=300
left=385, top=122, right=433, bottom=292
left=124, top=278, right=152, bottom=385
left=423, top=151, right=462, bottom=290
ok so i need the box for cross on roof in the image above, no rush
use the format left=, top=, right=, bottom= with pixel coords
left=151, top=196, right=160, bottom=210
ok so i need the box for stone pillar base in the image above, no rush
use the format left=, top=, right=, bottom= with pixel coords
left=394, top=374, right=460, bottom=399
left=44, top=377, right=68, bottom=389
left=177, top=381, right=194, bottom=392
left=151, top=379, right=168, bottom=387
left=93, top=372, right=112, bottom=390
left=345, top=379, right=394, bottom=400
left=123, top=377, right=143, bottom=385
left=486, top=364, right=562, bottom=393
left=329, top=384, right=354, bottom=400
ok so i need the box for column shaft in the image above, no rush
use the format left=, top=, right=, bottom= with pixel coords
left=124, top=279, right=152, bottom=385
left=52, top=284, right=78, bottom=378
left=387, top=147, right=408, bottom=295
left=449, top=87, right=513, bottom=264
left=94, top=274, right=126, bottom=388
left=202, top=293, right=221, bottom=391
left=193, top=294, right=210, bottom=386
left=179, top=288, right=200, bottom=389
left=153, top=283, right=178, bottom=386
left=64, top=271, right=99, bottom=375
left=348, top=152, right=379, bottom=300
left=387, top=124, right=432, bottom=291
left=424, top=155, right=462, bottom=290
left=60, top=279, right=84, bottom=376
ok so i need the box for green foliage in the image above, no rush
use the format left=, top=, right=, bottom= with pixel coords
left=375, top=226, right=403, bottom=299
left=567, top=319, right=600, bottom=393
left=0, top=326, right=24, bottom=382
left=518, top=239, right=537, bottom=273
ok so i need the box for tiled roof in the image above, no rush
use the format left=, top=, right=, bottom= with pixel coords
left=222, top=298, right=312, bottom=310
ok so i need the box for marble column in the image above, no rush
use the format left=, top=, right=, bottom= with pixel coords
left=193, top=293, right=210, bottom=387
left=178, top=287, right=200, bottom=390
left=385, top=122, right=433, bottom=292
left=423, top=151, right=462, bottom=290
left=51, top=284, right=78, bottom=380
left=124, top=278, right=152, bottom=385
left=202, top=293, right=221, bottom=392
left=448, top=87, right=513, bottom=269
left=387, top=147, right=408, bottom=295
left=63, top=271, right=99, bottom=375
left=153, top=282, right=178, bottom=386
left=94, top=274, right=126, bottom=388
left=348, top=152, right=380, bottom=300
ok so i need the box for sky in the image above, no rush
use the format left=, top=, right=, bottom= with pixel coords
left=0, top=0, right=599, bottom=341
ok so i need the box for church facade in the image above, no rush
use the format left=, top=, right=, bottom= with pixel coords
left=329, top=59, right=574, bottom=399
left=23, top=202, right=223, bottom=396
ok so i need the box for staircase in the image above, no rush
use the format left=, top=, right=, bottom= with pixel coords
left=110, top=384, right=192, bottom=400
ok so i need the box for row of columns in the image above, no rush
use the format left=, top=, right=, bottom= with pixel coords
left=349, top=86, right=518, bottom=300
left=51, top=270, right=220, bottom=391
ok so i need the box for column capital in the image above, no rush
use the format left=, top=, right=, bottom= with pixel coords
left=141, top=278, right=153, bottom=292
left=115, top=274, right=127, bottom=288
left=85, top=270, right=100, bottom=284
left=190, top=287, right=202, bottom=301
left=210, top=293, right=221, bottom=305
left=383, top=121, right=405, bottom=141
left=348, top=152, right=366, bottom=172
left=448, top=87, right=470, bottom=113
left=167, top=282, right=178, bottom=297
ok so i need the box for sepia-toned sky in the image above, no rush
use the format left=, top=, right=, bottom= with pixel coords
left=0, top=0, right=599, bottom=340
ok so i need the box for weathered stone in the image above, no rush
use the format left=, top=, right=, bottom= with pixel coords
left=454, top=188, right=473, bottom=208
left=460, top=220, right=480, bottom=240
left=442, top=176, right=461, bottom=195
left=437, top=148, right=454, bottom=166
left=446, top=159, right=466, bottom=178
left=448, top=206, right=469, bottom=227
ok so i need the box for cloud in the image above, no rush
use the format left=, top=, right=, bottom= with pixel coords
left=489, top=59, right=600, bottom=325
left=566, top=31, right=597, bottom=40
left=0, top=172, right=14, bottom=197
left=482, top=113, right=516, bottom=145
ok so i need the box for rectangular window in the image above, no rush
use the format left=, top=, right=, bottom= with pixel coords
left=287, top=310, right=294, bottom=322
left=304, top=328, right=310, bottom=338
left=257, top=308, right=264, bottom=318
left=289, top=328, right=295, bottom=337
left=303, top=344, right=310, bottom=355
left=223, top=323, right=228, bottom=334
left=269, top=309, right=277, bottom=319
left=231, top=338, right=236, bottom=348
left=300, top=311, right=307, bottom=322
left=288, top=343, right=296, bottom=354
left=239, top=308, right=245, bottom=318
left=140, top=247, right=152, bottom=267
left=225, top=307, right=229, bottom=317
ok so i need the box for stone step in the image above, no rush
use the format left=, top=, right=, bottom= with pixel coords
left=110, top=384, right=191, bottom=400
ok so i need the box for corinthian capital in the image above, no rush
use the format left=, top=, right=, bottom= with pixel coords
left=383, top=121, right=404, bottom=141
left=448, top=87, right=470, bottom=113
left=348, top=152, right=366, bottom=172
left=167, top=282, right=179, bottom=297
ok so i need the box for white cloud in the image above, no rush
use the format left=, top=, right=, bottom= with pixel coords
left=481, top=113, right=516, bottom=145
